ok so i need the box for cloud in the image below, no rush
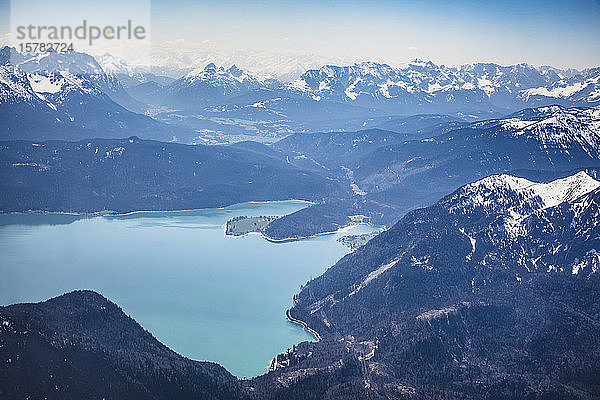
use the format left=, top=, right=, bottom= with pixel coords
left=408, top=46, right=419, bottom=51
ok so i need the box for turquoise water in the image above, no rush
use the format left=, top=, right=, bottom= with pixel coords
left=0, top=201, right=379, bottom=378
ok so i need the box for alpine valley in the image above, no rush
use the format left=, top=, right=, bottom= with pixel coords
left=1, top=44, right=600, bottom=400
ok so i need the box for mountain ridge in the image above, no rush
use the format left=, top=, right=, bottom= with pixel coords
left=273, top=170, right=600, bottom=398
left=0, top=136, right=344, bottom=213
left=0, top=290, right=249, bottom=399
left=0, top=47, right=196, bottom=142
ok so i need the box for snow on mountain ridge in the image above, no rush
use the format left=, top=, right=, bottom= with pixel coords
left=183, top=63, right=273, bottom=85
left=95, top=53, right=148, bottom=77
left=288, top=60, right=600, bottom=104
left=504, top=106, right=600, bottom=154
left=0, top=64, right=37, bottom=102
left=522, top=68, right=600, bottom=102
left=25, top=70, right=102, bottom=98
left=26, top=73, right=62, bottom=94
left=444, top=172, right=600, bottom=237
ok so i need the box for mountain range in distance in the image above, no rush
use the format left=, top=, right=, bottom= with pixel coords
left=130, top=59, right=600, bottom=140
left=0, top=47, right=195, bottom=142
left=2, top=46, right=599, bottom=143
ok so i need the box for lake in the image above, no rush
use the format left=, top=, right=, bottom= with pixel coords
left=0, top=201, right=379, bottom=378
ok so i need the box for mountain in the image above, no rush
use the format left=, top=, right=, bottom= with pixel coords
left=0, top=137, right=343, bottom=213
left=144, top=58, right=600, bottom=116
left=273, top=114, right=467, bottom=171
left=371, top=113, right=466, bottom=134
left=139, top=62, right=379, bottom=141
left=267, top=105, right=600, bottom=238
left=4, top=103, right=595, bottom=236
left=264, top=172, right=600, bottom=399
left=521, top=67, right=600, bottom=106
left=5, top=49, right=599, bottom=142
left=354, top=105, right=600, bottom=196
left=94, top=53, right=176, bottom=87
left=7, top=47, right=145, bottom=113
left=0, top=47, right=195, bottom=142
left=123, top=45, right=358, bottom=82
left=147, top=63, right=280, bottom=108
left=0, top=290, right=248, bottom=399
left=139, top=59, right=599, bottom=140
left=288, top=60, right=600, bottom=116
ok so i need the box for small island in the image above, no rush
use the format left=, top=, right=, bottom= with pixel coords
left=225, top=215, right=279, bottom=237
left=337, top=232, right=379, bottom=251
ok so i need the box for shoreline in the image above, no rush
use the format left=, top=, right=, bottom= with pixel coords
left=286, top=309, right=321, bottom=342
left=262, top=222, right=378, bottom=243
left=1, top=203, right=381, bottom=246
left=223, top=216, right=381, bottom=243
left=223, top=222, right=376, bottom=243
left=0, top=199, right=314, bottom=218
left=223, top=230, right=265, bottom=239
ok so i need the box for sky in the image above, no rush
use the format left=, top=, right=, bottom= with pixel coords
left=1, top=0, right=599, bottom=70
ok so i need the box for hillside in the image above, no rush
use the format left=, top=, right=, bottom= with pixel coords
left=0, top=290, right=248, bottom=399
left=267, top=172, right=600, bottom=399
left=0, top=137, right=343, bottom=213
left=268, top=105, right=600, bottom=238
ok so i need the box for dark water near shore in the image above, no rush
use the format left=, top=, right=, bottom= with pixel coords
left=0, top=201, right=379, bottom=377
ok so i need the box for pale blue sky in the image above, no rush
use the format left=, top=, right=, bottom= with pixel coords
left=1, top=0, right=599, bottom=68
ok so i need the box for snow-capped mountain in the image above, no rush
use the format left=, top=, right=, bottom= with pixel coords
left=0, top=62, right=41, bottom=104
left=438, top=172, right=600, bottom=277
left=0, top=47, right=99, bottom=102
left=94, top=53, right=176, bottom=88
left=12, top=49, right=119, bottom=93
left=288, top=60, right=600, bottom=115
left=0, top=46, right=192, bottom=141
left=283, top=169, right=600, bottom=397
left=161, top=63, right=280, bottom=106
left=140, top=59, right=599, bottom=135
left=3, top=46, right=600, bottom=141
left=2, top=47, right=145, bottom=112
left=521, top=67, right=600, bottom=105
left=95, top=53, right=149, bottom=80
left=443, top=171, right=600, bottom=234
left=125, top=42, right=358, bottom=82
left=487, top=105, right=600, bottom=156
left=436, top=171, right=600, bottom=277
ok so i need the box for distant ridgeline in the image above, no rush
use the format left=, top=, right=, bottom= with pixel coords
left=3, top=171, right=600, bottom=399
left=0, top=137, right=343, bottom=213
left=2, top=46, right=600, bottom=141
